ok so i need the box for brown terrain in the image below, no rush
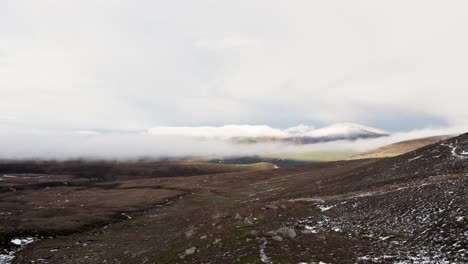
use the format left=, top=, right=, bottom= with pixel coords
left=351, top=135, right=454, bottom=159
left=1, top=134, right=467, bottom=263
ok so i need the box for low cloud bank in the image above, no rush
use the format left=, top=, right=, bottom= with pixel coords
left=146, top=123, right=389, bottom=139
left=147, top=124, right=319, bottom=139
left=0, top=125, right=466, bottom=161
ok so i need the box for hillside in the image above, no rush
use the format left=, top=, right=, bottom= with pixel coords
left=351, top=135, right=453, bottom=159
left=1, top=133, right=467, bottom=263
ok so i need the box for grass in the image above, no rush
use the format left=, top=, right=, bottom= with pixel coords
left=263, top=150, right=358, bottom=162
left=237, top=230, right=256, bottom=240
left=236, top=255, right=263, bottom=264
left=173, top=161, right=277, bottom=172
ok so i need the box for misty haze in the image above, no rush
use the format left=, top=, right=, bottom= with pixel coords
left=1, top=1, right=468, bottom=264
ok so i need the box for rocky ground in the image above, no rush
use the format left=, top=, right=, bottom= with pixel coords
left=1, top=134, right=467, bottom=263
left=351, top=135, right=453, bottom=159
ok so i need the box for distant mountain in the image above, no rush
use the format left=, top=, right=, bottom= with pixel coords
left=301, top=122, right=390, bottom=139
left=232, top=123, right=390, bottom=144
left=147, top=122, right=391, bottom=144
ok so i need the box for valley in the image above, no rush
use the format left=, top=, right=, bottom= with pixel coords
left=1, top=133, right=467, bottom=263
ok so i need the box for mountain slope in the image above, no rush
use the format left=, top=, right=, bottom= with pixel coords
left=382, top=132, right=468, bottom=177
left=351, top=135, right=453, bottom=159
left=302, top=122, right=390, bottom=140
left=337, top=133, right=468, bottom=193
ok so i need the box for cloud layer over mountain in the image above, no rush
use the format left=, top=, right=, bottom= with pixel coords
left=147, top=123, right=389, bottom=141
left=147, top=125, right=292, bottom=139
left=1, top=123, right=466, bottom=161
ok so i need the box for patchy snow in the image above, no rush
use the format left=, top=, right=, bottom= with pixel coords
left=442, top=142, right=468, bottom=160
left=259, top=238, right=271, bottom=263
left=317, top=204, right=334, bottom=212
left=121, top=213, right=132, bottom=219
left=11, top=238, right=34, bottom=246
left=295, top=177, right=468, bottom=263
left=407, top=155, right=423, bottom=162
left=0, top=237, right=37, bottom=264
left=0, top=253, right=15, bottom=264
left=304, top=225, right=318, bottom=233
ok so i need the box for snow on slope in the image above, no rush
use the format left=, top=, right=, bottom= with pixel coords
left=147, top=123, right=390, bottom=142
left=303, top=123, right=390, bottom=139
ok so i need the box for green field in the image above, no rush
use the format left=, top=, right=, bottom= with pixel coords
left=263, top=150, right=358, bottom=162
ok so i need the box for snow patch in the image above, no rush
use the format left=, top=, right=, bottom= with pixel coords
left=11, top=238, right=34, bottom=246
left=121, top=213, right=132, bottom=219
left=444, top=142, right=468, bottom=160
left=407, top=155, right=423, bottom=162
left=1, top=237, right=37, bottom=264
left=259, top=238, right=271, bottom=263
left=317, top=204, right=335, bottom=212
left=0, top=253, right=15, bottom=264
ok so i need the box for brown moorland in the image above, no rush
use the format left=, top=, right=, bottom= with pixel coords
left=0, top=133, right=467, bottom=263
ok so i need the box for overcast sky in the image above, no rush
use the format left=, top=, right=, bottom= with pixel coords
left=2, top=0, right=468, bottom=133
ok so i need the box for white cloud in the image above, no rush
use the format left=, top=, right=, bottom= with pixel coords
left=194, top=38, right=254, bottom=50
left=1, top=124, right=466, bottom=161
left=75, top=130, right=101, bottom=135
left=146, top=123, right=386, bottom=139
left=147, top=125, right=288, bottom=139
left=284, top=124, right=316, bottom=136
left=0, top=116, right=17, bottom=120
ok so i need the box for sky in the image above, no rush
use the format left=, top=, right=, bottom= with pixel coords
left=2, top=0, right=468, bottom=132
left=1, top=1, right=468, bottom=159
